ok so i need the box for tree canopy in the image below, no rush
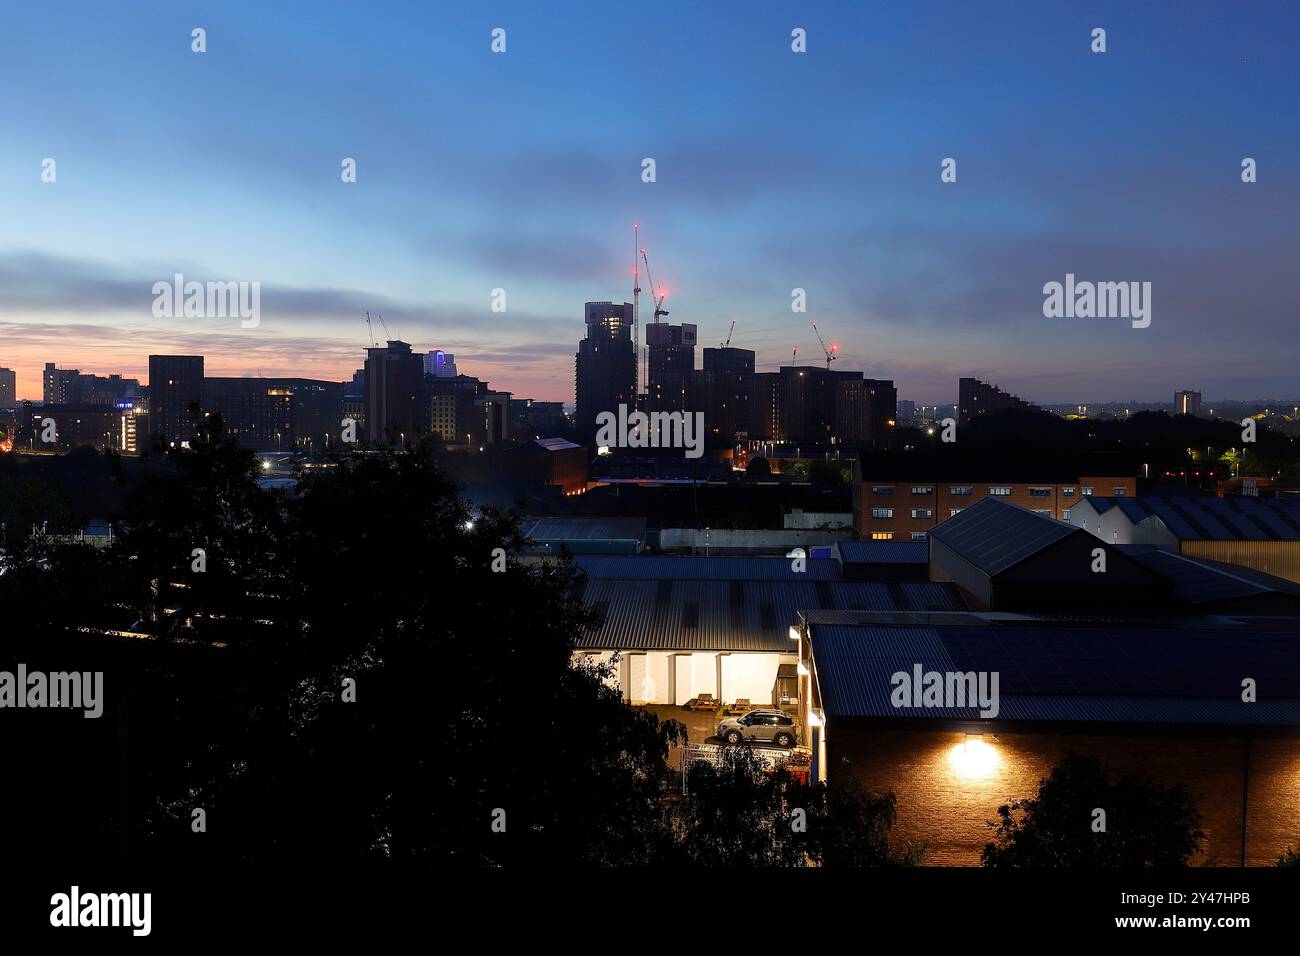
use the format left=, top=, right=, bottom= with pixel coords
left=981, top=753, right=1204, bottom=867
left=1, top=420, right=912, bottom=868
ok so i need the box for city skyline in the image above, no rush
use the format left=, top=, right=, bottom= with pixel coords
left=3, top=1, right=1298, bottom=406
left=3, top=3, right=1300, bottom=924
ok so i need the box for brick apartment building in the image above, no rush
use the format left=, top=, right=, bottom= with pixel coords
left=851, top=450, right=1137, bottom=541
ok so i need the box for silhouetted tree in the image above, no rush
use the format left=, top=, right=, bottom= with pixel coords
left=671, top=748, right=918, bottom=867
left=114, top=410, right=291, bottom=641
left=122, top=434, right=692, bottom=866
left=1, top=420, right=928, bottom=869
left=809, top=770, right=923, bottom=866
left=981, top=753, right=1203, bottom=867
left=808, top=459, right=848, bottom=485
left=674, top=745, right=818, bottom=866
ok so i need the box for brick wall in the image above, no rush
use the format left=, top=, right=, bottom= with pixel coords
left=854, top=478, right=1137, bottom=541
left=829, top=728, right=1300, bottom=866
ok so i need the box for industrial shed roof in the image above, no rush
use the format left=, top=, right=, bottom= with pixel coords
left=573, top=554, right=840, bottom=581
left=835, top=541, right=928, bottom=565
left=1141, top=496, right=1300, bottom=541
left=531, top=437, right=582, bottom=452
left=1118, top=545, right=1300, bottom=607
left=927, top=497, right=1077, bottom=576
left=575, top=577, right=967, bottom=652
left=1078, top=496, right=1154, bottom=523
left=522, top=517, right=647, bottom=542
left=808, top=618, right=1300, bottom=727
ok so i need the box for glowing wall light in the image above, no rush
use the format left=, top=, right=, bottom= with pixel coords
left=948, top=734, right=1000, bottom=779
left=788, top=626, right=801, bottom=642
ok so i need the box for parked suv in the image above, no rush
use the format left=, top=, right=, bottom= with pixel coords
left=716, top=709, right=798, bottom=747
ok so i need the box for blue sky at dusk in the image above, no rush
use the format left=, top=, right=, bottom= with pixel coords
left=1, top=0, right=1296, bottom=404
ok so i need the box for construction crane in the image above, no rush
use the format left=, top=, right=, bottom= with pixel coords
left=632, top=225, right=641, bottom=396
left=640, top=248, right=668, bottom=325
left=791, top=345, right=798, bottom=365
left=364, top=311, right=377, bottom=348
left=810, top=320, right=838, bottom=369
left=719, top=319, right=736, bottom=348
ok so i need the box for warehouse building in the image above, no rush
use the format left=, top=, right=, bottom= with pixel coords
left=794, top=609, right=1300, bottom=866
left=505, top=437, right=589, bottom=495
left=1117, top=545, right=1300, bottom=615
left=1071, top=495, right=1300, bottom=584
left=833, top=540, right=928, bottom=581
left=520, top=516, right=646, bottom=555
left=572, top=555, right=966, bottom=706
left=927, top=497, right=1172, bottom=611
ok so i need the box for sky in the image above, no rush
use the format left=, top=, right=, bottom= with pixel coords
left=1, top=0, right=1297, bottom=406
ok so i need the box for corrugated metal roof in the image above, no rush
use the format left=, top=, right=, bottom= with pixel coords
left=809, top=620, right=1300, bottom=726
left=533, top=437, right=581, bottom=451
left=1115, top=498, right=1154, bottom=523
left=900, top=581, right=968, bottom=611
left=828, top=582, right=897, bottom=612
left=927, top=497, right=1077, bottom=576
left=835, top=540, right=928, bottom=565
left=575, top=578, right=968, bottom=652
left=574, top=554, right=840, bottom=581
left=1082, top=496, right=1152, bottom=523
left=523, top=517, right=647, bottom=542
left=1117, top=545, right=1300, bottom=605
left=1143, top=496, right=1300, bottom=542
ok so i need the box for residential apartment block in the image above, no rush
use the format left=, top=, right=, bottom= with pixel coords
left=851, top=450, right=1137, bottom=541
